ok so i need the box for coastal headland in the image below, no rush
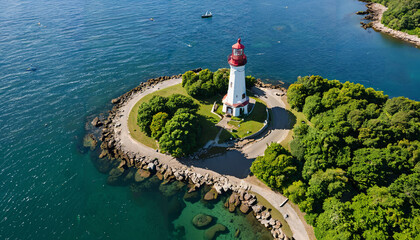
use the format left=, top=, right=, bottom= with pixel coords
left=90, top=72, right=315, bottom=240
left=360, top=2, right=420, bottom=47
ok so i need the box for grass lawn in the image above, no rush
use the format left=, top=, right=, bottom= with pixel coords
left=279, top=95, right=312, bottom=150
left=127, top=84, right=221, bottom=149
left=226, top=97, right=267, bottom=138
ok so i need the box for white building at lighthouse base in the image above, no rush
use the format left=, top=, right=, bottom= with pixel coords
left=222, top=65, right=249, bottom=117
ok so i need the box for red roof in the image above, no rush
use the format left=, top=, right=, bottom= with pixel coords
left=232, top=38, right=244, bottom=49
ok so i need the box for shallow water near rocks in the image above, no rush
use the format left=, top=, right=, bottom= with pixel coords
left=173, top=197, right=273, bottom=240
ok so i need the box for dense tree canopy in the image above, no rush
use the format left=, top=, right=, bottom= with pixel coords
left=252, top=75, right=420, bottom=239
left=137, top=94, right=200, bottom=157
left=250, top=143, right=298, bottom=190
left=150, top=112, right=169, bottom=139
left=158, top=111, right=199, bottom=157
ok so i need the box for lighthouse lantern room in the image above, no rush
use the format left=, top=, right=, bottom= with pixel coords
left=222, top=38, right=249, bottom=117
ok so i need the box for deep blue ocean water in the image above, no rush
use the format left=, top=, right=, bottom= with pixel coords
left=1, top=0, right=419, bottom=239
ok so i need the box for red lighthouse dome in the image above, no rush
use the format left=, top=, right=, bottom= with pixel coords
left=228, top=38, right=247, bottom=66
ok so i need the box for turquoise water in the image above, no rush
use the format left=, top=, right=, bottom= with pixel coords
left=1, top=0, right=419, bottom=239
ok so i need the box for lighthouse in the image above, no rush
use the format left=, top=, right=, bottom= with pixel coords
left=222, top=38, right=249, bottom=117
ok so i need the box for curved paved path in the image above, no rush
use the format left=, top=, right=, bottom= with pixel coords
left=112, top=78, right=313, bottom=240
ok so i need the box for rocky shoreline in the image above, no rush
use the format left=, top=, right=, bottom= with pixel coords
left=89, top=72, right=290, bottom=240
left=359, top=2, right=420, bottom=47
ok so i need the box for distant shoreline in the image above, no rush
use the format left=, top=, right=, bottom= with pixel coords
left=366, top=3, right=420, bottom=47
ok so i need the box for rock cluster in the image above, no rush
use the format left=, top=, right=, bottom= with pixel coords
left=90, top=70, right=291, bottom=240
left=252, top=205, right=288, bottom=240
left=254, top=78, right=286, bottom=91
left=91, top=117, right=102, bottom=127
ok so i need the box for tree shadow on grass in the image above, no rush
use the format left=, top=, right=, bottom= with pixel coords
left=196, top=115, right=220, bottom=147
left=197, top=94, right=224, bottom=106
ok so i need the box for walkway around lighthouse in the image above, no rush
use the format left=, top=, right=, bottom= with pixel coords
left=112, top=78, right=313, bottom=240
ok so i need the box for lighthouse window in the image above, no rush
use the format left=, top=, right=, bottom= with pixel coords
left=230, top=82, right=232, bottom=87
left=242, top=93, right=245, bottom=99
left=233, top=49, right=243, bottom=56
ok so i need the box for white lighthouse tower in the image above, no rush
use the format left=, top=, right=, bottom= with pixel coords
left=222, top=38, right=249, bottom=117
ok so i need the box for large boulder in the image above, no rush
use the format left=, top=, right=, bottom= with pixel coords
left=99, top=150, right=107, bottom=159
left=192, top=214, right=213, bottom=229
left=204, top=223, right=227, bottom=240
left=135, top=169, right=151, bottom=182
left=226, top=193, right=240, bottom=212
left=156, top=172, right=164, bottom=180
left=91, top=117, right=102, bottom=127
left=203, top=188, right=218, bottom=201
left=252, top=205, right=264, bottom=214
left=239, top=203, right=250, bottom=214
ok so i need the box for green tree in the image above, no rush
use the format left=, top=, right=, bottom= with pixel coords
left=182, top=70, right=198, bottom=87
left=183, top=69, right=218, bottom=99
left=213, top=68, right=229, bottom=94
left=250, top=143, right=298, bottom=190
left=198, top=68, right=213, bottom=82
left=150, top=112, right=169, bottom=139
left=284, top=180, right=307, bottom=204
left=287, top=83, right=307, bottom=111
left=306, top=168, right=350, bottom=212
left=303, top=95, right=323, bottom=120
left=315, top=197, right=353, bottom=240
left=350, top=186, right=404, bottom=239
left=158, top=112, right=199, bottom=157
left=348, top=148, right=391, bottom=190
left=165, top=94, right=198, bottom=115
left=137, top=96, right=168, bottom=136
left=245, top=75, right=257, bottom=89
left=389, top=173, right=420, bottom=207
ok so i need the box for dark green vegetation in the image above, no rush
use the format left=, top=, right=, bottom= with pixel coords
left=371, top=0, right=420, bottom=37
left=137, top=94, right=201, bottom=157
left=251, top=75, right=420, bottom=239
left=182, top=68, right=256, bottom=99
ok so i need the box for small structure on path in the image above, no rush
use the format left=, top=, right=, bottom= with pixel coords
left=222, top=38, right=249, bottom=117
